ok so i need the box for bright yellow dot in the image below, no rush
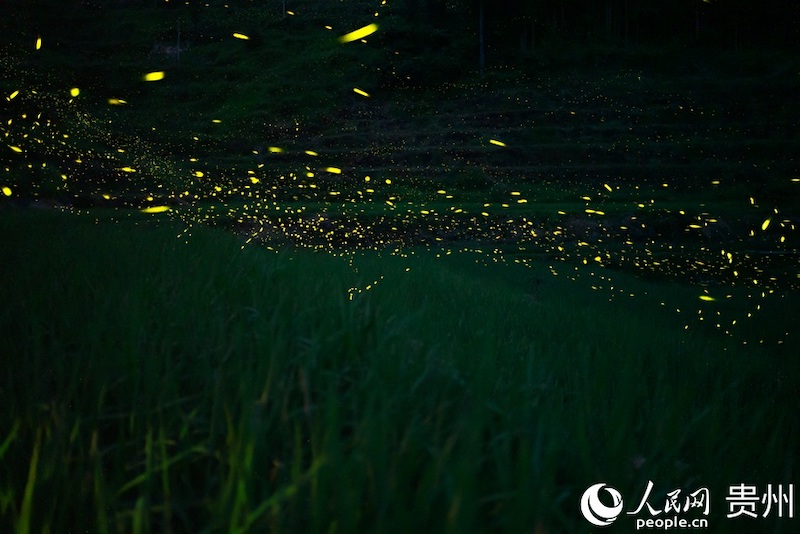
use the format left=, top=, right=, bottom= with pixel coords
left=268, top=146, right=283, bottom=153
left=233, top=32, right=250, bottom=40
left=70, top=87, right=80, bottom=97
left=489, top=139, right=506, bottom=147
left=9, top=145, right=22, bottom=153
left=2, top=186, right=12, bottom=196
left=119, top=167, right=136, bottom=173
left=604, top=183, right=612, bottom=192
left=108, top=98, right=127, bottom=105
left=8, top=90, right=19, bottom=100
left=250, top=177, right=260, bottom=184
left=35, top=36, right=42, bottom=50
left=338, top=23, right=379, bottom=43
left=761, top=218, right=771, bottom=231
left=353, top=87, right=370, bottom=97
left=699, top=295, right=715, bottom=302
left=141, top=206, right=171, bottom=214
left=305, top=150, right=318, bottom=156
left=193, top=171, right=204, bottom=177
left=143, top=71, right=165, bottom=82
left=385, top=178, right=391, bottom=184
left=212, top=119, right=221, bottom=123
left=326, top=167, right=342, bottom=174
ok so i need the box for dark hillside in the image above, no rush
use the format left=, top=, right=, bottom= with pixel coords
left=2, top=0, right=798, bottom=292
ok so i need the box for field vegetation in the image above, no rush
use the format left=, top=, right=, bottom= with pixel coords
left=1, top=208, right=798, bottom=532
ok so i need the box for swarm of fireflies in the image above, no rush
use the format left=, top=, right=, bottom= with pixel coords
left=2, top=15, right=795, bottom=351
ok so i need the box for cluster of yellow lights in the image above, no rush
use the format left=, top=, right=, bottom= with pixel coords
left=1, top=8, right=796, bottom=348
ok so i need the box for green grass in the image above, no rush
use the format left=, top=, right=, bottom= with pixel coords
left=1, top=207, right=797, bottom=533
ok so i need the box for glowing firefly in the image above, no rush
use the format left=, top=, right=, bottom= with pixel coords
left=143, top=71, right=165, bottom=82
left=141, top=206, right=171, bottom=213
left=338, top=23, right=378, bottom=43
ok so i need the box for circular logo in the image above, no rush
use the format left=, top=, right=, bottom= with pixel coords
left=580, top=483, right=624, bottom=527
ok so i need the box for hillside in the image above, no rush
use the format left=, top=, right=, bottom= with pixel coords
left=2, top=0, right=799, bottom=307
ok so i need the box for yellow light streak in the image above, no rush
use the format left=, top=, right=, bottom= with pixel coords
left=338, top=23, right=379, bottom=43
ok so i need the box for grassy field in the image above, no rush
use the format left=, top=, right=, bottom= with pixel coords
left=1, top=207, right=797, bottom=533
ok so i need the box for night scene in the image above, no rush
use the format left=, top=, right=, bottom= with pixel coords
left=1, top=1, right=798, bottom=532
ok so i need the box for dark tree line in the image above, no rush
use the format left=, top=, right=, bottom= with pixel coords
left=394, top=0, right=798, bottom=68
left=5, top=0, right=796, bottom=57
